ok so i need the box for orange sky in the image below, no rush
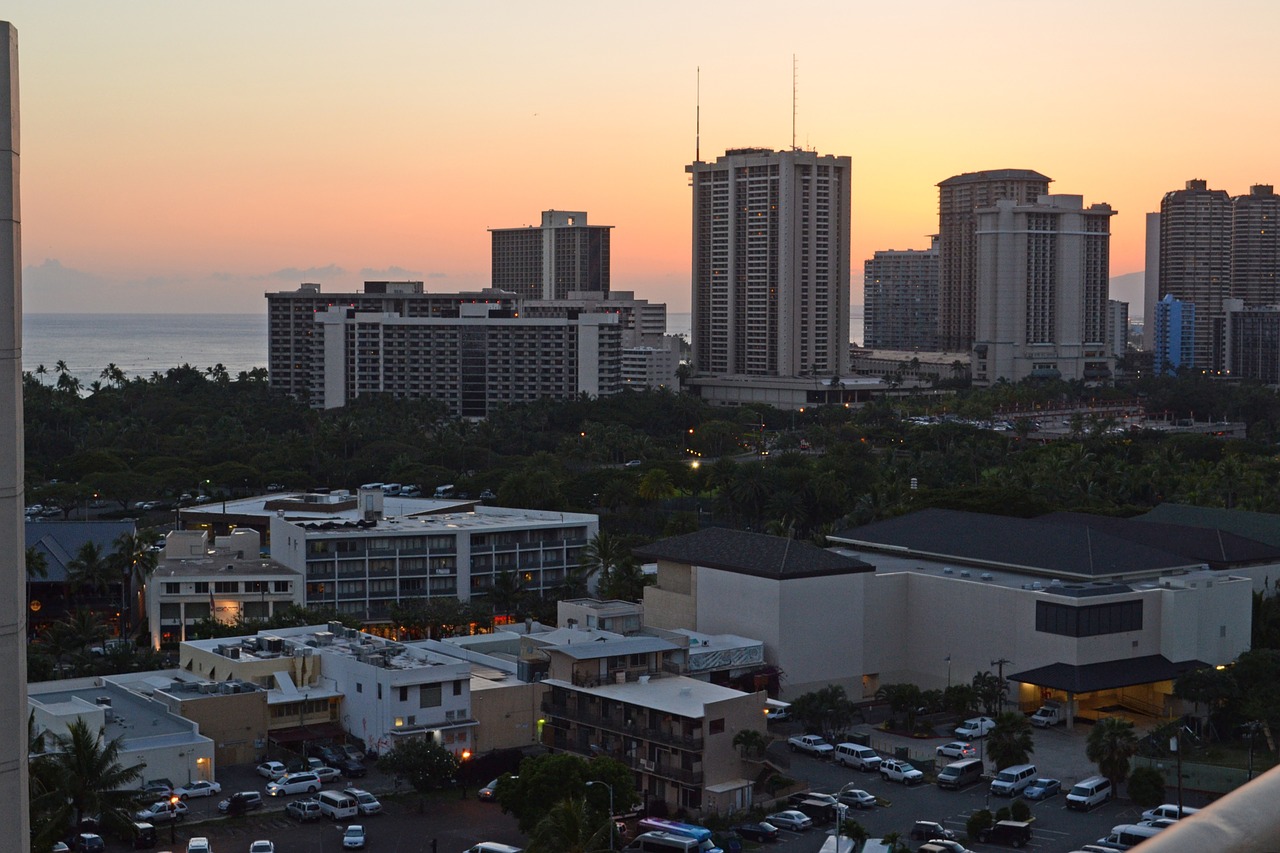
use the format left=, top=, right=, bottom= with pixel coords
left=8, top=1, right=1280, bottom=315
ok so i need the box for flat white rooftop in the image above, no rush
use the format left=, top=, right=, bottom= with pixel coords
left=544, top=675, right=755, bottom=718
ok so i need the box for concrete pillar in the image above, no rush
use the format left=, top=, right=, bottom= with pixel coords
left=0, top=20, right=29, bottom=853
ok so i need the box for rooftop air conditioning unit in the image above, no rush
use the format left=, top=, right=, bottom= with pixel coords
left=959, top=570, right=971, bottom=578
left=981, top=573, right=994, bottom=581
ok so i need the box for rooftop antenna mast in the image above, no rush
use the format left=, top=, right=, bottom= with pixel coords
left=792, top=54, right=797, bottom=150
left=696, top=66, right=700, bottom=162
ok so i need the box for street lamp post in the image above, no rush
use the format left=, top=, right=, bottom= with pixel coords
left=586, top=780, right=615, bottom=853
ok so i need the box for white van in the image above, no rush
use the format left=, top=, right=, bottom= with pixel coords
left=434, top=484, right=455, bottom=498
left=625, top=833, right=703, bottom=853
left=316, top=790, right=358, bottom=819
left=1098, top=824, right=1163, bottom=849
left=462, top=845, right=523, bottom=853
left=1066, top=775, right=1113, bottom=810
left=833, top=743, right=882, bottom=771
left=989, top=763, right=1037, bottom=796
left=265, top=771, right=321, bottom=796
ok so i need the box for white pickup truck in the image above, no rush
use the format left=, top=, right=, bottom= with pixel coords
left=787, top=734, right=835, bottom=757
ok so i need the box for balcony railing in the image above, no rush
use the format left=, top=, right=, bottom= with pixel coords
left=541, top=728, right=703, bottom=785
left=541, top=701, right=704, bottom=751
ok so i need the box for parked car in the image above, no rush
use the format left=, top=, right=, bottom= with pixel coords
left=313, top=766, right=342, bottom=784
left=73, top=835, right=105, bottom=853
left=338, top=758, right=367, bottom=778
left=624, top=459, right=643, bottom=468
left=837, top=788, right=876, bottom=809
left=256, top=761, right=287, bottom=780
left=910, top=820, right=957, bottom=843
left=733, top=821, right=779, bottom=842
left=341, top=743, right=368, bottom=763
left=266, top=772, right=322, bottom=796
left=879, top=758, right=925, bottom=785
left=249, top=842, right=276, bottom=853
left=218, top=791, right=264, bottom=815
left=764, top=810, right=813, bottom=832
left=135, top=800, right=187, bottom=823
left=185, top=839, right=210, bottom=853
left=308, top=744, right=345, bottom=767
left=935, top=741, right=977, bottom=759
left=955, top=716, right=997, bottom=738
left=788, top=792, right=838, bottom=808
left=342, top=825, right=367, bottom=850
left=174, top=780, right=222, bottom=800
left=143, top=783, right=174, bottom=800
left=286, top=798, right=322, bottom=821
left=478, top=778, right=503, bottom=802
left=1024, top=778, right=1061, bottom=800
left=977, top=820, right=1032, bottom=847
left=343, top=787, right=382, bottom=816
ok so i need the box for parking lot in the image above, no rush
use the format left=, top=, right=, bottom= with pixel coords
left=761, top=717, right=1214, bottom=852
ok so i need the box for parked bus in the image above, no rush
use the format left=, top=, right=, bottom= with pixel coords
left=636, top=819, right=722, bottom=853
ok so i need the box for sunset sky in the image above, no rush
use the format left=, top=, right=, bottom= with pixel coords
left=8, top=1, right=1280, bottom=316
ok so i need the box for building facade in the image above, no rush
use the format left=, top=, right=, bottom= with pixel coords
left=970, top=194, right=1116, bottom=386
left=687, top=148, right=851, bottom=382
left=267, top=282, right=521, bottom=399
left=1223, top=299, right=1280, bottom=385
left=309, top=303, right=621, bottom=415
left=269, top=505, right=598, bottom=626
left=1152, top=293, right=1196, bottom=375
left=490, top=210, right=612, bottom=301
left=1108, top=299, right=1130, bottom=359
left=937, top=169, right=1052, bottom=352
left=863, top=238, right=939, bottom=351
left=1230, top=184, right=1280, bottom=307
left=1158, top=180, right=1232, bottom=371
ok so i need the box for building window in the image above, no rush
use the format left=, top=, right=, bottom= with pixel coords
left=1035, top=600, right=1143, bottom=637
left=214, top=581, right=238, bottom=594
left=419, top=683, right=442, bottom=708
left=453, top=680, right=463, bottom=696
left=356, top=683, right=363, bottom=694
left=274, top=581, right=291, bottom=593
left=163, top=583, right=180, bottom=595
left=193, top=582, right=209, bottom=594
left=709, top=718, right=725, bottom=735
left=399, top=686, right=409, bottom=702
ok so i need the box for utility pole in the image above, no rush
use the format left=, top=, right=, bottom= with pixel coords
left=991, top=658, right=1011, bottom=711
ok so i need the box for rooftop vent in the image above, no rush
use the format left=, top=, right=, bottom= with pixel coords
left=981, top=573, right=994, bottom=581
left=960, top=570, right=971, bottom=578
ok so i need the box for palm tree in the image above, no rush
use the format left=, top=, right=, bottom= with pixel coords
left=732, top=728, right=768, bottom=760
left=34, top=363, right=48, bottom=385
left=489, top=570, right=525, bottom=623
left=986, top=711, right=1035, bottom=770
left=578, top=532, right=632, bottom=585
left=67, top=541, right=114, bottom=597
left=112, top=530, right=158, bottom=638
left=636, top=469, right=677, bottom=503
left=1086, top=716, right=1139, bottom=790
left=838, top=818, right=869, bottom=852
left=36, top=718, right=145, bottom=837
left=526, top=796, right=611, bottom=853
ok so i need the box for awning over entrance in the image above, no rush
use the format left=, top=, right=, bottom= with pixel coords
left=1008, top=655, right=1210, bottom=693
left=268, top=723, right=347, bottom=745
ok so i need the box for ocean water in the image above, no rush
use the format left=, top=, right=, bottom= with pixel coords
left=23, top=307, right=865, bottom=389
left=22, top=313, right=268, bottom=388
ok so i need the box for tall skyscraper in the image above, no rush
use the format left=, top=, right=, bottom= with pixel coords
left=937, top=169, right=1052, bottom=352
left=0, top=21, right=28, bottom=847
left=971, top=194, right=1115, bottom=386
left=489, top=210, right=612, bottom=300
left=1157, top=179, right=1232, bottom=371
left=1231, top=184, right=1280, bottom=307
left=687, top=147, right=851, bottom=380
left=863, top=238, right=939, bottom=351
left=1153, top=293, right=1195, bottom=375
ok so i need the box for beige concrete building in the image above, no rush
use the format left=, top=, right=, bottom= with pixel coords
left=971, top=194, right=1116, bottom=386
left=538, top=632, right=767, bottom=815
left=688, top=148, right=852, bottom=385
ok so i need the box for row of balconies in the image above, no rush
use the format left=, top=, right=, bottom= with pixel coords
left=541, top=699, right=704, bottom=751
left=542, top=729, right=705, bottom=786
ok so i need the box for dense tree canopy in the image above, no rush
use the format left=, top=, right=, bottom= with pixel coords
left=498, top=753, right=637, bottom=835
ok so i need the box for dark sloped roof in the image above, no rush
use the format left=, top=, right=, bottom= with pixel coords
left=634, top=528, right=874, bottom=580
left=26, top=520, right=137, bottom=583
left=1008, top=655, right=1210, bottom=693
left=830, top=509, right=1197, bottom=578
left=1042, top=511, right=1280, bottom=569
left=1138, top=504, right=1280, bottom=550
left=937, top=169, right=1052, bottom=187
